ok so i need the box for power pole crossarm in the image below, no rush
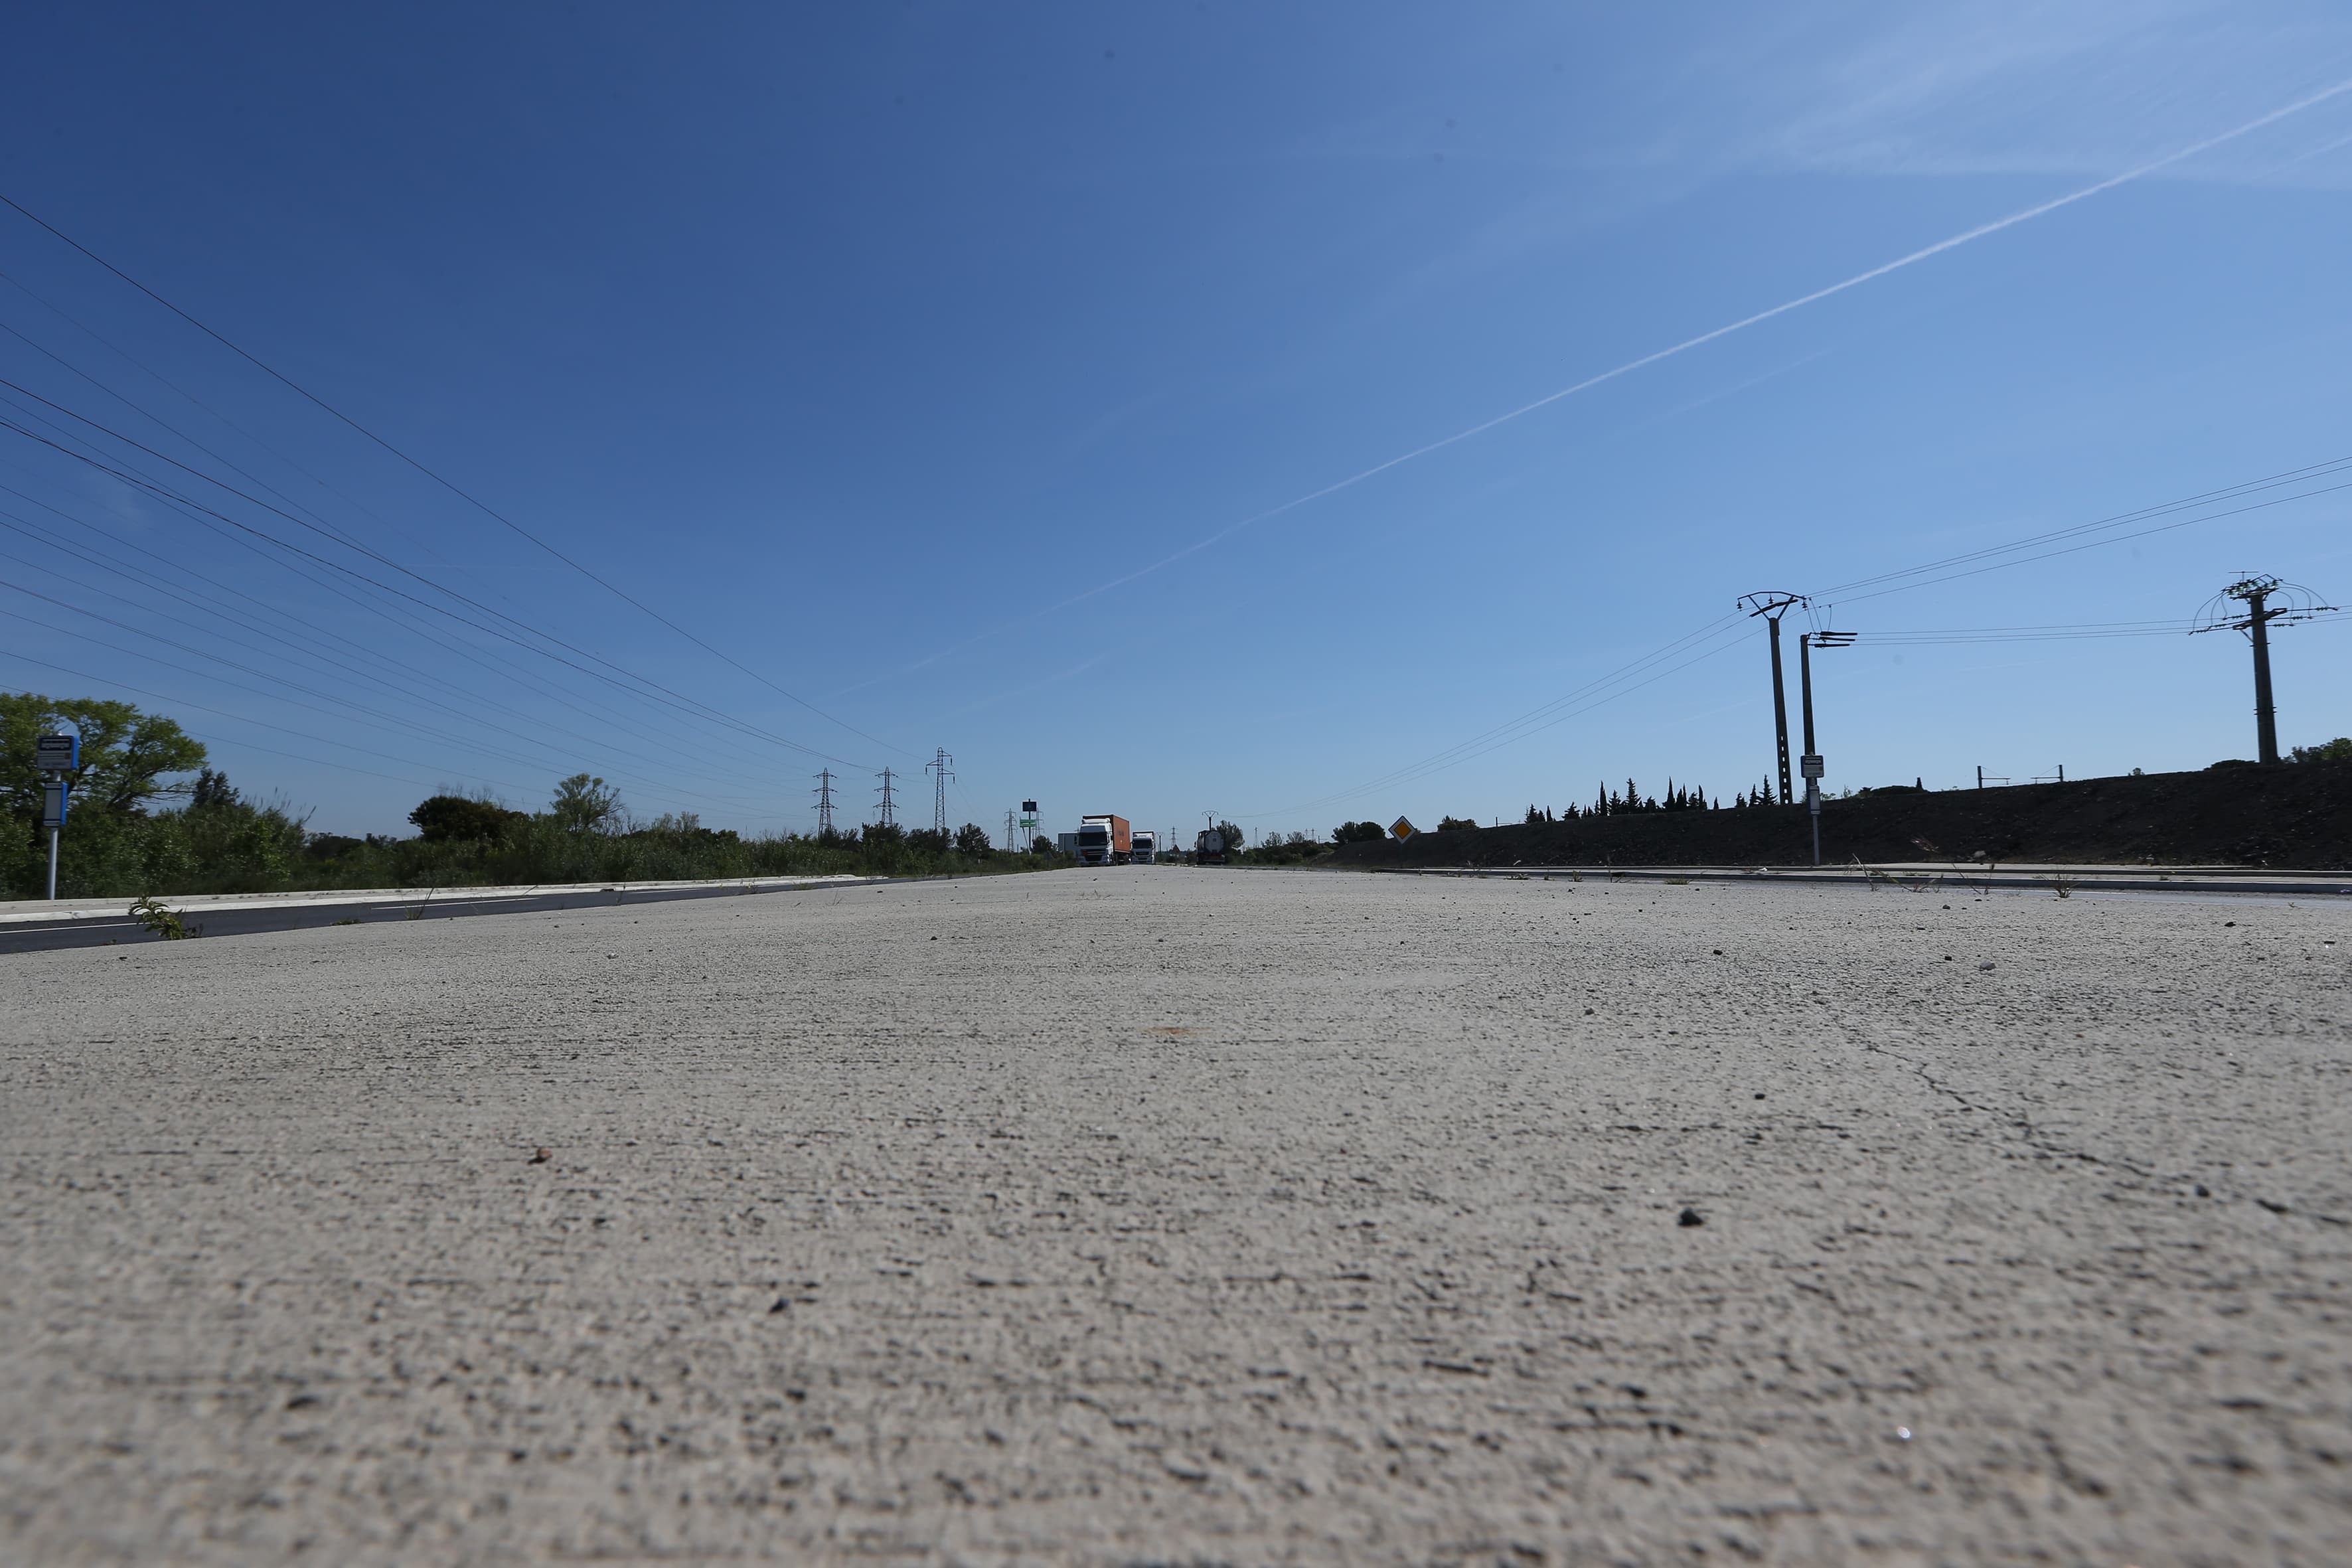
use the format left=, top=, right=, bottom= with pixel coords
left=1738, top=591, right=1808, bottom=805
left=2194, top=575, right=2335, bottom=765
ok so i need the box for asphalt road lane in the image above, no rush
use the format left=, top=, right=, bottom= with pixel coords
left=3, top=868, right=2348, bottom=1564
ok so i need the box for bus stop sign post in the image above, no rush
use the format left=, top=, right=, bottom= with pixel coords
left=36, top=733, right=77, bottom=900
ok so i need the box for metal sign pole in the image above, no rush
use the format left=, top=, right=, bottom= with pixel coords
left=35, top=732, right=77, bottom=901
left=1790, top=630, right=1847, bottom=868
left=1801, top=753, right=1825, bottom=867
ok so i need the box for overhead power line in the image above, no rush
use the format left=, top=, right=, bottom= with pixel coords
left=1258, top=455, right=2351, bottom=817
left=0, top=538, right=803, bottom=807
left=0, top=644, right=544, bottom=796
left=0, top=191, right=915, bottom=761
left=0, top=477, right=818, bottom=798
left=0, top=591, right=781, bottom=813
left=1819, top=457, right=2352, bottom=607
left=0, top=394, right=875, bottom=770
left=1849, top=611, right=2349, bottom=645
left=0, top=299, right=477, bottom=592
left=1254, top=617, right=1755, bottom=818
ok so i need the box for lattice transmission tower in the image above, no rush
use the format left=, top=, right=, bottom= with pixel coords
left=875, top=767, right=898, bottom=828
left=925, top=747, right=954, bottom=836
left=812, top=768, right=836, bottom=836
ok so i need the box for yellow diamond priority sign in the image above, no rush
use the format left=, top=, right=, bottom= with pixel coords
left=1390, top=816, right=1417, bottom=840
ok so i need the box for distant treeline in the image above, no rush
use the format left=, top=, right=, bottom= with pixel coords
left=1528, top=777, right=1800, bottom=821
left=1, top=693, right=1058, bottom=900
left=1231, top=779, right=1788, bottom=864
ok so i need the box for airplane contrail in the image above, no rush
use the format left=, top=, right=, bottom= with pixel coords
left=864, top=74, right=2352, bottom=688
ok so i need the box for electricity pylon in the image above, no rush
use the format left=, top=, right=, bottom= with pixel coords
left=2194, top=576, right=2335, bottom=764
left=1738, top=591, right=1808, bottom=804
left=813, top=769, right=836, bottom=836
left=876, top=767, right=898, bottom=828
left=925, top=747, right=954, bottom=836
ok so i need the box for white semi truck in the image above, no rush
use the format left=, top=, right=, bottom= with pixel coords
left=1075, top=814, right=1130, bottom=866
left=1131, top=829, right=1157, bottom=864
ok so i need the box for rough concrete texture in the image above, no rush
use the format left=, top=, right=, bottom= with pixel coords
left=3, top=868, right=2349, bottom=1565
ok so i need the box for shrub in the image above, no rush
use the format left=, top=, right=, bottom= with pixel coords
left=409, top=795, right=526, bottom=842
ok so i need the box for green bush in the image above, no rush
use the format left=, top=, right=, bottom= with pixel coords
left=410, top=795, right=528, bottom=842
left=0, top=692, right=1058, bottom=900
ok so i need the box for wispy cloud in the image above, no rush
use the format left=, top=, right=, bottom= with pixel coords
left=1717, top=1, right=2352, bottom=189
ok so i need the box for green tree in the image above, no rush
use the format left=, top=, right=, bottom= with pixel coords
left=0, top=693, right=206, bottom=819
left=409, top=795, right=526, bottom=842
left=2290, top=737, right=2352, bottom=763
left=1437, top=816, right=1478, bottom=832
left=189, top=767, right=240, bottom=810
left=549, top=773, right=623, bottom=832
left=955, top=823, right=991, bottom=855
left=1332, top=821, right=1387, bottom=844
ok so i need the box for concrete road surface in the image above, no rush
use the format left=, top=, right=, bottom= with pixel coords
left=3, top=868, right=2349, bottom=1565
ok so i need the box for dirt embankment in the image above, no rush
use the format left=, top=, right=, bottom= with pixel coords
left=1331, top=762, right=2352, bottom=870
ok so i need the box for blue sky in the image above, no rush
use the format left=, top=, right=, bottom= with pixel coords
left=1, top=1, right=2348, bottom=842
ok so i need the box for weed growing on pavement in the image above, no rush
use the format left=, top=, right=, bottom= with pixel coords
left=128, top=895, right=191, bottom=939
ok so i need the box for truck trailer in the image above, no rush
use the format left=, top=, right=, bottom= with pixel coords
left=1131, top=829, right=1157, bottom=864
left=1076, top=814, right=1131, bottom=866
